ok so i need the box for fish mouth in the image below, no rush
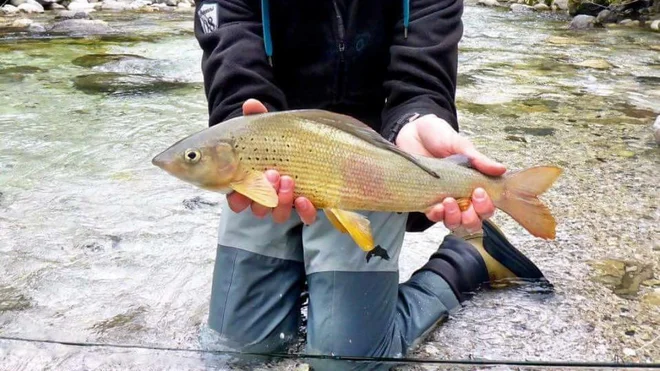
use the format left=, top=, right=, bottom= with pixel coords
left=151, top=152, right=167, bottom=169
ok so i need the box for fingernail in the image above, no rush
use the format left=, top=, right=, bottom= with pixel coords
left=266, top=171, right=279, bottom=183
left=280, top=178, right=292, bottom=192
left=297, top=202, right=307, bottom=211
left=474, top=188, right=485, bottom=201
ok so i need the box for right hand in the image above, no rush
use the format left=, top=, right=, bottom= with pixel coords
left=226, top=99, right=318, bottom=225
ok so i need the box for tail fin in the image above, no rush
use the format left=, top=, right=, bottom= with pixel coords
left=493, top=166, right=562, bottom=240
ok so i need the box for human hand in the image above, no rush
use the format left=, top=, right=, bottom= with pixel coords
left=395, top=114, right=507, bottom=233
left=225, top=99, right=317, bottom=225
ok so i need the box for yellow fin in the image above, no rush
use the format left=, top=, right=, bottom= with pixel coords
left=326, top=208, right=374, bottom=252
left=323, top=209, right=348, bottom=233
left=456, top=197, right=472, bottom=212
left=230, top=170, right=278, bottom=208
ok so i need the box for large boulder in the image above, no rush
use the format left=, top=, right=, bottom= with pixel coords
left=569, top=14, right=597, bottom=28
left=568, top=0, right=610, bottom=16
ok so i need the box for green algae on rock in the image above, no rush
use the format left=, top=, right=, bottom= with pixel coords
left=72, top=72, right=198, bottom=95
left=71, top=53, right=150, bottom=68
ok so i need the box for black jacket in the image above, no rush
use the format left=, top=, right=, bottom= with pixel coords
left=193, top=0, right=464, bottom=233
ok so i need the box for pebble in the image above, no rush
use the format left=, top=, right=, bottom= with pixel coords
left=623, top=348, right=636, bottom=357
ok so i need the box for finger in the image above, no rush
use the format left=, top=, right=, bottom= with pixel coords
left=460, top=204, right=482, bottom=234
left=463, top=147, right=506, bottom=176
left=227, top=192, right=251, bottom=213
left=272, top=176, right=294, bottom=223
left=424, top=203, right=445, bottom=223
left=295, top=197, right=317, bottom=225
left=251, top=170, right=280, bottom=218
left=242, top=99, right=269, bottom=116
left=442, top=198, right=461, bottom=230
left=471, top=188, right=495, bottom=220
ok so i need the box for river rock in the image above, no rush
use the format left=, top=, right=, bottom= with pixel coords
left=28, top=22, right=46, bottom=32
left=1, top=4, right=19, bottom=14
left=575, top=59, right=612, bottom=69
left=478, top=0, right=501, bottom=4
left=54, top=10, right=93, bottom=19
left=11, top=17, right=32, bottom=27
left=10, top=0, right=27, bottom=6
left=101, top=1, right=132, bottom=10
left=49, top=19, right=113, bottom=35
left=510, top=3, right=535, bottom=12
left=534, top=3, right=550, bottom=10
left=17, top=1, right=44, bottom=13
left=553, top=0, right=569, bottom=10
left=651, top=20, right=660, bottom=31
left=73, top=72, right=195, bottom=95
left=653, top=116, right=660, bottom=144
left=596, top=9, right=617, bottom=24
left=165, top=0, right=177, bottom=6
left=67, top=0, right=94, bottom=11
left=619, top=19, right=640, bottom=27
left=569, top=14, right=596, bottom=29
left=568, top=0, right=610, bottom=16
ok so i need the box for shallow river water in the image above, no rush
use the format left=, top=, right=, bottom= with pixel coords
left=0, top=4, right=659, bottom=370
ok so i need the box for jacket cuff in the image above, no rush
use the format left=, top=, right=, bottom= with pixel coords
left=381, top=101, right=458, bottom=143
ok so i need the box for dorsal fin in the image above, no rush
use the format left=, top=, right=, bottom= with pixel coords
left=284, top=109, right=440, bottom=178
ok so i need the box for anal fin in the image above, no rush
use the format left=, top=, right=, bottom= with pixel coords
left=325, top=208, right=374, bottom=252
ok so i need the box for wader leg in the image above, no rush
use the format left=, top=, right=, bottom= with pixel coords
left=207, top=200, right=306, bottom=357
left=302, top=211, right=460, bottom=371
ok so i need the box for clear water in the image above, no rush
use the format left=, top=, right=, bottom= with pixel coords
left=1, top=5, right=659, bottom=370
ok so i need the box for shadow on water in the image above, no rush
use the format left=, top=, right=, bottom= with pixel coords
left=0, top=3, right=659, bottom=370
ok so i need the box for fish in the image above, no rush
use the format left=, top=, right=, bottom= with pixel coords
left=152, top=109, right=562, bottom=253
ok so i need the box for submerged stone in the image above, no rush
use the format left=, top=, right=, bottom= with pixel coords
left=504, top=126, right=556, bottom=136
left=90, top=306, right=147, bottom=334
left=71, top=53, right=149, bottom=68
left=588, top=259, right=655, bottom=297
left=0, top=65, right=47, bottom=82
left=72, top=72, right=196, bottom=95
left=574, top=59, right=613, bottom=69
left=0, top=286, right=32, bottom=312
left=49, top=19, right=114, bottom=35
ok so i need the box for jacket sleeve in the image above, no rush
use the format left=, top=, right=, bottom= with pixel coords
left=194, top=0, right=288, bottom=126
left=380, top=0, right=464, bottom=142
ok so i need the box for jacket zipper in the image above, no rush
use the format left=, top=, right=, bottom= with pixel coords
left=332, top=0, right=345, bottom=102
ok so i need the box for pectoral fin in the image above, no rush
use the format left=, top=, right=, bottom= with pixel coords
left=230, top=170, right=278, bottom=208
left=325, top=208, right=374, bottom=252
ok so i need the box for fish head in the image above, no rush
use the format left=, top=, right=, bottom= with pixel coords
left=152, top=133, right=240, bottom=192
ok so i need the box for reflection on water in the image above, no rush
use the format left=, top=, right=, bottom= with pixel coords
left=1, top=4, right=659, bottom=370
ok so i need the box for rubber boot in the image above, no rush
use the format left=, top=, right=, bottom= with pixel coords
left=414, top=220, right=550, bottom=302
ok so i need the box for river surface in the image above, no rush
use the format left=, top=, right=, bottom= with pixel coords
left=0, top=4, right=659, bottom=370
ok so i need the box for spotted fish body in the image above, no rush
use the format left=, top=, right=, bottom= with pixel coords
left=153, top=109, right=562, bottom=252
left=224, top=111, right=494, bottom=212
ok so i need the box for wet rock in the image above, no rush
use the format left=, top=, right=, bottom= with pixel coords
left=54, top=10, right=93, bottom=19
left=653, top=116, right=660, bottom=144
left=569, top=14, right=597, bottom=29
left=596, top=9, right=617, bottom=24
left=100, top=0, right=128, bottom=10
left=1, top=4, right=19, bottom=14
left=165, top=0, right=177, bottom=6
left=28, top=22, right=46, bottom=32
left=554, top=0, right=569, bottom=10
left=504, top=126, right=556, bottom=136
left=478, top=0, right=502, bottom=6
left=651, top=20, right=660, bottom=31
left=619, top=19, right=640, bottom=27
left=510, top=3, right=535, bottom=12
left=49, top=19, right=114, bottom=35
left=574, top=59, right=613, bottom=69
left=11, top=17, right=33, bottom=28
left=73, top=72, right=195, bottom=95
left=10, top=0, right=27, bottom=6
left=90, top=306, right=147, bottom=335
left=71, top=53, right=149, bottom=68
left=0, top=286, right=32, bottom=312
left=49, top=3, right=65, bottom=9
left=534, top=3, right=550, bottom=10
left=0, top=65, right=46, bottom=82
left=183, top=196, right=219, bottom=210
left=17, top=1, right=44, bottom=13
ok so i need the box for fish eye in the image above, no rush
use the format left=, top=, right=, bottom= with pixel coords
left=184, top=149, right=201, bottom=164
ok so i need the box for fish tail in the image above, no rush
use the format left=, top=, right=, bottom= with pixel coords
left=492, top=166, right=562, bottom=240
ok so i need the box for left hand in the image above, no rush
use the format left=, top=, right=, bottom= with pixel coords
left=395, top=114, right=506, bottom=233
